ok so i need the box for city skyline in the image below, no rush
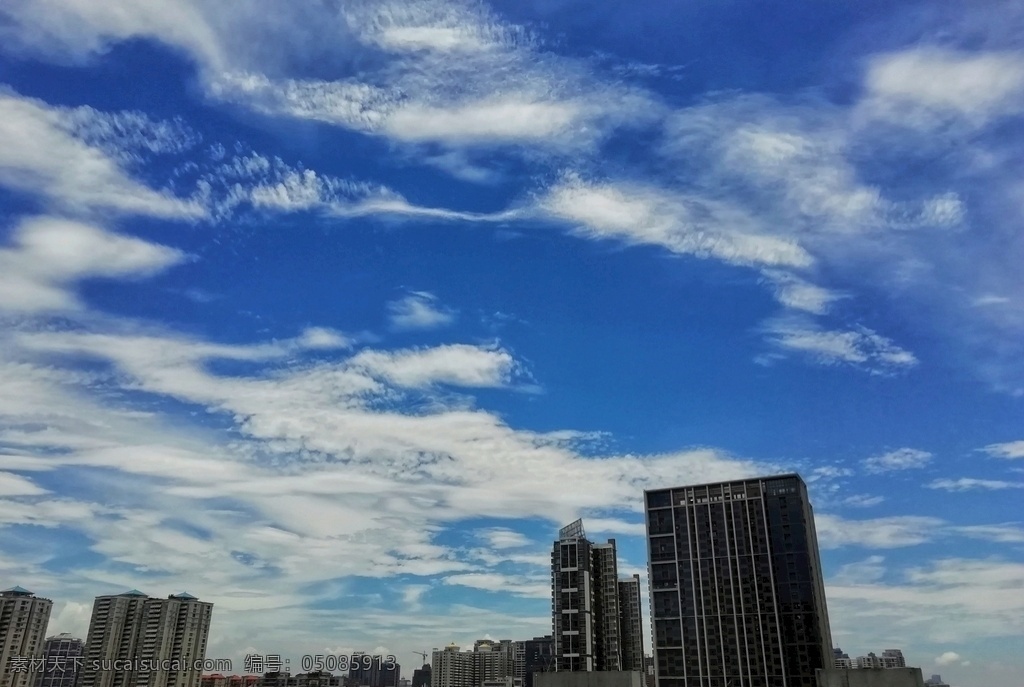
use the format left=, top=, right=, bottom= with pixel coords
left=0, top=500, right=953, bottom=687
left=1, top=0, right=1022, bottom=686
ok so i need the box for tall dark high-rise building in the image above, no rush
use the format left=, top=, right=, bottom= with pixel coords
left=645, top=474, right=833, bottom=687
left=349, top=655, right=400, bottom=687
left=38, top=633, right=85, bottom=687
left=551, top=520, right=622, bottom=672
left=412, top=664, right=432, bottom=687
left=618, top=575, right=645, bottom=673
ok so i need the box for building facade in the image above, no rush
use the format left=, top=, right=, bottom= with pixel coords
left=815, top=668, right=925, bottom=687
left=349, top=653, right=400, bottom=687
left=645, top=474, right=833, bottom=687
left=199, top=676, right=260, bottom=687
left=0, top=586, right=53, bottom=687
left=38, top=633, right=85, bottom=687
left=431, top=641, right=527, bottom=687
left=78, top=589, right=214, bottom=687
left=432, top=645, right=473, bottom=687
left=521, top=637, right=553, bottom=687
left=412, top=665, right=432, bottom=687
left=551, top=520, right=623, bottom=672
left=617, top=575, right=644, bottom=673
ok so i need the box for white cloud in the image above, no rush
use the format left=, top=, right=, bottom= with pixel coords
left=863, top=448, right=933, bottom=474
left=352, top=1, right=527, bottom=55
left=927, top=478, right=1024, bottom=492
left=980, top=440, right=1024, bottom=460
left=950, top=524, right=1024, bottom=544
left=60, top=106, right=201, bottom=157
left=0, top=216, right=187, bottom=313
left=720, top=125, right=883, bottom=230
left=383, top=97, right=581, bottom=144
left=935, top=651, right=967, bottom=667
left=863, top=48, right=1024, bottom=125
left=0, top=0, right=227, bottom=69
left=815, top=514, right=943, bottom=549
left=206, top=72, right=394, bottom=133
left=200, top=152, right=518, bottom=223
left=0, top=91, right=205, bottom=218
left=295, top=328, right=351, bottom=351
left=842, top=494, right=885, bottom=508
left=762, top=318, right=918, bottom=372
left=828, top=558, right=1024, bottom=644
left=347, top=345, right=517, bottom=389
left=540, top=175, right=813, bottom=268
left=762, top=271, right=844, bottom=315
left=584, top=518, right=646, bottom=537
left=388, top=293, right=456, bottom=331
left=0, top=472, right=48, bottom=497
left=833, top=556, right=887, bottom=585
left=809, top=466, right=854, bottom=481
left=477, top=528, right=533, bottom=550
left=442, top=573, right=549, bottom=599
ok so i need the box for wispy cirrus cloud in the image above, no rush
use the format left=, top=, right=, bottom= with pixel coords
left=927, top=478, right=1024, bottom=492
left=0, top=91, right=205, bottom=219
left=815, top=513, right=943, bottom=549
left=538, top=174, right=812, bottom=268
left=864, top=448, right=933, bottom=474
left=760, top=317, right=918, bottom=373
left=828, top=558, right=1024, bottom=645
left=980, top=440, right=1024, bottom=460
left=197, top=151, right=520, bottom=223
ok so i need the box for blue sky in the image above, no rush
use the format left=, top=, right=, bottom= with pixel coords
left=0, top=0, right=1023, bottom=685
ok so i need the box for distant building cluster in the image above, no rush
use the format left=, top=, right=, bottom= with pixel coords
left=0, top=585, right=212, bottom=687
left=5, top=473, right=957, bottom=687
left=834, top=649, right=907, bottom=670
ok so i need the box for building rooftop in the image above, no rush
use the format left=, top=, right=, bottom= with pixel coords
left=169, top=591, right=199, bottom=600
left=643, top=473, right=805, bottom=493
left=121, top=589, right=147, bottom=597
left=558, top=519, right=586, bottom=540
left=1, top=585, right=34, bottom=595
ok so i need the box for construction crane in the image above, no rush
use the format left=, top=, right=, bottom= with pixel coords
left=413, top=651, right=429, bottom=665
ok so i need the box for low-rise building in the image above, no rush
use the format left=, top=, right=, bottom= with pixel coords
left=816, top=668, right=925, bottom=687
left=534, top=672, right=643, bottom=687
left=200, top=675, right=260, bottom=687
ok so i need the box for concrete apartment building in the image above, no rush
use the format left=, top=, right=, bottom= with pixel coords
left=834, top=649, right=908, bottom=670
left=0, top=586, right=53, bottom=687
left=79, top=589, right=213, bottom=687
left=431, top=641, right=525, bottom=687
left=645, top=474, right=833, bottom=687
